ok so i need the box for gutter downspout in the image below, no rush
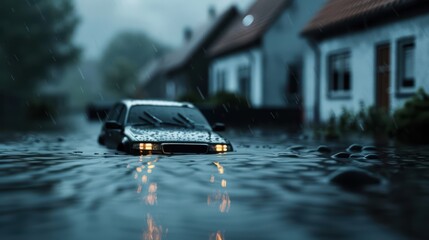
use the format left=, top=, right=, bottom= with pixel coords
left=308, top=39, right=321, bottom=124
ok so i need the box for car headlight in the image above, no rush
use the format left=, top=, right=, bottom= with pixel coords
left=211, top=144, right=230, bottom=153
left=132, top=143, right=161, bottom=151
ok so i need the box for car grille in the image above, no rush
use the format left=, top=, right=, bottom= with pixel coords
left=162, top=143, right=209, bottom=154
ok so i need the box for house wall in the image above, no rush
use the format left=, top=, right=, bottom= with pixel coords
left=209, top=48, right=263, bottom=107
left=262, top=0, right=327, bottom=107
left=304, top=13, right=429, bottom=122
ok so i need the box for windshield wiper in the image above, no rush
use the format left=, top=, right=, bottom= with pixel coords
left=135, top=116, right=157, bottom=126
left=144, top=111, right=162, bottom=124
left=142, top=111, right=190, bottom=128
left=177, top=113, right=195, bottom=127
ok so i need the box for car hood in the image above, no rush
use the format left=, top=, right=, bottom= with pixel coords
left=125, top=126, right=228, bottom=144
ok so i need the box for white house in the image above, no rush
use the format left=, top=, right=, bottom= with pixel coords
left=208, top=0, right=327, bottom=108
left=302, top=0, right=429, bottom=122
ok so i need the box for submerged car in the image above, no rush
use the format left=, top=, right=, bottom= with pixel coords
left=98, top=100, right=233, bottom=154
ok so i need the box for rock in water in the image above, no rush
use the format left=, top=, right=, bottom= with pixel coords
left=347, top=144, right=363, bottom=152
left=362, top=146, right=377, bottom=152
left=364, top=154, right=380, bottom=160
left=332, top=152, right=351, bottom=159
left=330, top=168, right=381, bottom=189
left=317, top=145, right=331, bottom=153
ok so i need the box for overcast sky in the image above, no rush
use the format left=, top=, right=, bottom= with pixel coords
left=74, top=0, right=255, bottom=60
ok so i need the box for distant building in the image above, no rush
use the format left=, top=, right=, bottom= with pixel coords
left=302, top=0, right=429, bottom=122
left=138, top=6, right=239, bottom=101
left=208, top=0, right=327, bottom=107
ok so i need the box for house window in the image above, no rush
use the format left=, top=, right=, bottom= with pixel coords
left=238, top=65, right=251, bottom=98
left=328, top=51, right=351, bottom=98
left=397, top=38, right=415, bottom=94
left=216, top=70, right=226, bottom=92
left=287, top=65, right=300, bottom=95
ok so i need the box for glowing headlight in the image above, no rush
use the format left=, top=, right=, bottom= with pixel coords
left=133, top=143, right=154, bottom=150
left=140, top=143, right=153, bottom=150
left=215, top=144, right=228, bottom=152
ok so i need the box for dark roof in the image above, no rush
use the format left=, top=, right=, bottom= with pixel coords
left=302, top=0, right=429, bottom=39
left=209, top=0, right=290, bottom=57
left=161, top=6, right=238, bottom=75
left=139, top=6, right=239, bottom=86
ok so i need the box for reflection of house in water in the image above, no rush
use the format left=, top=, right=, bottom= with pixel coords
left=138, top=7, right=239, bottom=101
left=208, top=0, right=326, bottom=107
left=302, top=0, right=429, bottom=122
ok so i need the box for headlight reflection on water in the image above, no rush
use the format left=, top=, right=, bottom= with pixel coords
left=135, top=155, right=164, bottom=240
left=208, top=161, right=231, bottom=213
left=133, top=156, right=230, bottom=239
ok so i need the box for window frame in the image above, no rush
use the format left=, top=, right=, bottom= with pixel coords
left=327, top=50, right=352, bottom=99
left=396, top=37, right=416, bottom=97
left=216, top=69, right=226, bottom=92
left=237, top=65, right=251, bottom=99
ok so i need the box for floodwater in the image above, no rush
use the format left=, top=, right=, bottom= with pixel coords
left=1, top=116, right=429, bottom=240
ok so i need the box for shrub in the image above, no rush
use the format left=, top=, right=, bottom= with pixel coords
left=393, top=88, right=429, bottom=143
left=209, top=91, right=250, bottom=109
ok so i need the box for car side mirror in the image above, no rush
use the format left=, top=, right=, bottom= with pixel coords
left=212, top=123, right=226, bottom=132
left=105, top=121, right=122, bottom=130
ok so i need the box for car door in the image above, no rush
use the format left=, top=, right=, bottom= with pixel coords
left=104, top=104, right=125, bottom=149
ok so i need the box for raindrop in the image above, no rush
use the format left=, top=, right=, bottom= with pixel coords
left=24, top=23, right=30, bottom=33
left=196, top=87, right=205, bottom=100
left=152, top=44, right=158, bottom=53
left=77, top=67, right=85, bottom=80
left=47, top=112, right=57, bottom=125
left=35, top=4, right=47, bottom=22
left=10, top=74, right=15, bottom=81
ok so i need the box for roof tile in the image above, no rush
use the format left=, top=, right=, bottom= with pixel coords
left=209, top=0, right=290, bottom=57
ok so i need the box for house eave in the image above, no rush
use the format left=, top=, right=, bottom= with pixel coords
left=301, top=1, right=429, bottom=41
left=209, top=39, right=261, bottom=60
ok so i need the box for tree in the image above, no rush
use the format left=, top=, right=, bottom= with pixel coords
left=0, top=0, right=80, bottom=96
left=99, top=31, right=167, bottom=97
left=104, top=58, right=138, bottom=98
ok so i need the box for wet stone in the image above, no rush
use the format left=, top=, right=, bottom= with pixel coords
left=288, top=145, right=306, bottom=151
left=329, top=168, right=381, bottom=189
left=363, top=146, right=377, bottom=152
left=332, top=152, right=351, bottom=159
left=57, top=137, right=65, bottom=142
left=350, top=154, right=364, bottom=159
left=364, top=154, right=380, bottom=160
left=347, top=144, right=363, bottom=152
left=277, top=152, right=300, bottom=158
left=317, top=145, right=331, bottom=153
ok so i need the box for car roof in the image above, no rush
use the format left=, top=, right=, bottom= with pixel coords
left=120, top=99, right=195, bottom=109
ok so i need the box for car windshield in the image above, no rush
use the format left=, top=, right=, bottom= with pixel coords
left=127, top=105, right=210, bottom=129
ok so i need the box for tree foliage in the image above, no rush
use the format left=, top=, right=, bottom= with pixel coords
left=0, top=0, right=80, bottom=95
left=99, top=31, right=167, bottom=97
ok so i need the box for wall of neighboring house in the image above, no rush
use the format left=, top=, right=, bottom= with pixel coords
left=304, top=13, right=429, bottom=122
left=209, top=48, right=263, bottom=107
left=165, top=73, right=188, bottom=100
left=262, top=0, right=327, bottom=107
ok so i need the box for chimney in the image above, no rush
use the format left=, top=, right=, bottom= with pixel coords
left=208, top=6, right=216, bottom=20
left=184, top=27, right=193, bottom=42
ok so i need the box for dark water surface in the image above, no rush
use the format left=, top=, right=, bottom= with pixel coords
left=1, top=116, right=429, bottom=240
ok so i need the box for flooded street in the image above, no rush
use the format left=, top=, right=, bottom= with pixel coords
left=1, top=116, right=429, bottom=240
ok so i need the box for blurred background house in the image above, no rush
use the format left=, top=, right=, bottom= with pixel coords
left=208, top=0, right=327, bottom=108
left=138, top=6, right=239, bottom=101
left=302, top=0, right=429, bottom=123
